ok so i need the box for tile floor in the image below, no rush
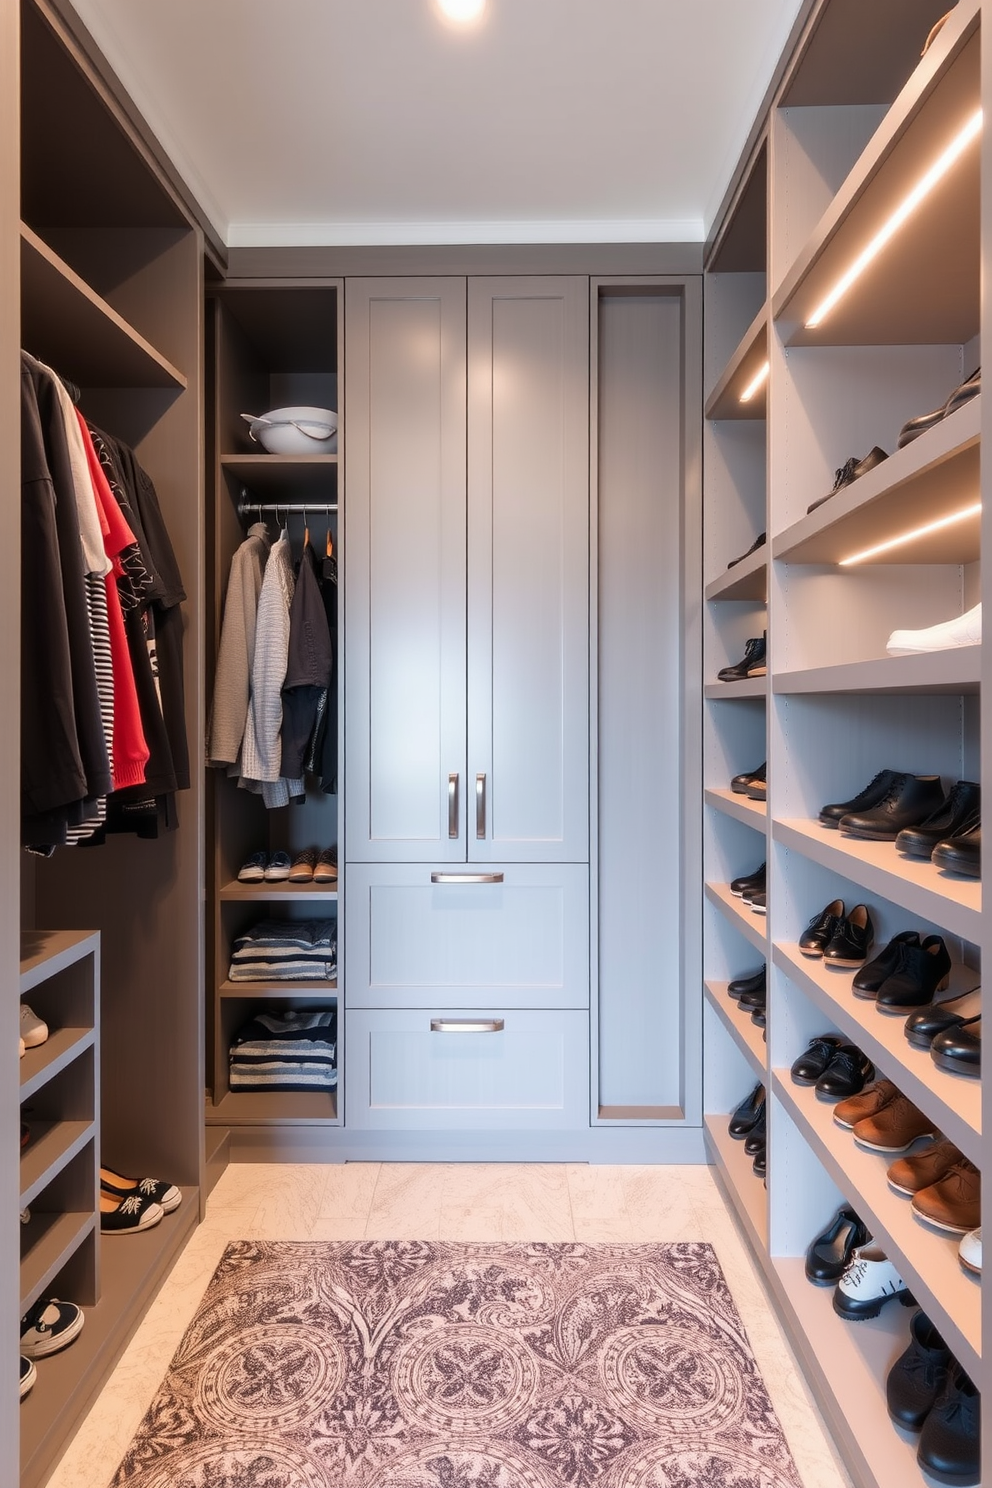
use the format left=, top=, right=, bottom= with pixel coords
left=46, top=1162, right=853, bottom=1488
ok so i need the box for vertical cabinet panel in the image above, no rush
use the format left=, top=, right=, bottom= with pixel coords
left=468, top=278, right=590, bottom=862
left=345, top=279, right=468, bottom=860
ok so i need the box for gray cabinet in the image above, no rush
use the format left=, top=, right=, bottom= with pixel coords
left=345, top=276, right=589, bottom=865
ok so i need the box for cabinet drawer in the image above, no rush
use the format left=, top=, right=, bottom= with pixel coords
left=346, top=1008, right=589, bottom=1129
left=345, top=864, right=589, bottom=1008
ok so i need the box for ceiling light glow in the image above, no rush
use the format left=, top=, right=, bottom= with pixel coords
left=806, top=108, right=983, bottom=329
left=839, top=502, right=981, bottom=566
left=739, top=361, right=770, bottom=404
left=437, top=0, right=486, bottom=21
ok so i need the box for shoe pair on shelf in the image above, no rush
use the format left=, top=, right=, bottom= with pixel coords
left=790, top=1035, right=873, bottom=1098
left=730, top=761, right=766, bottom=801
left=729, top=861, right=766, bottom=916
left=852, top=931, right=952, bottom=1012
left=819, top=770, right=981, bottom=875
left=897, top=367, right=980, bottom=449
left=888, top=1310, right=980, bottom=1487
left=717, top=631, right=766, bottom=682
left=19, top=1003, right=48, bottom=1060
left=727, top=1083, right=767, bottom=1177
left=807, top=446, right=887, bottom=515
left=833, top=1079, right=938, bottom=1154
left=727, top=964, right=766, bottom=1028
left=887, top=601, right=981, bottom=657
left=21, top=1296, right=85, bottom=1396
left=99, top=1166, right=182, bottom=1235
left=238, top=847, right=338, bottom=884
left=905, top=988, right=982, bottom=1078
left=804, top=1204, right=870, bottom=1285
left=798, top=899, right=872, bottom=967
left=886, top=1138, right=981, bottom=1236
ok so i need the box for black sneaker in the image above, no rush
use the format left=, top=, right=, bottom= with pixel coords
left=20, top=1298, right=84, bottom=1358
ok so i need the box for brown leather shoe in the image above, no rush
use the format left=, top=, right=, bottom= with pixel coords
left=833, top=1078, right=899, bottom=1131
left=912, top=1159, right=981, bottom=1234
left=888, top=1139, right=963, bottom=1196
left=853, top=1093, right=937, bottom=1153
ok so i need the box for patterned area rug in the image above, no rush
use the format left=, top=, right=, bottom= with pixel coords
left=112, top=1241, right=802, bottom=1487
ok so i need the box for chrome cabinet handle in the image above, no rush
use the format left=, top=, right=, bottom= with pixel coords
left=430, top=1018, right=505, bottom=1033
left=476, top=773, right=486, bottom=838
left=448, top=772, right=459, bottom=838
left=431, top=872, right=504, bottom=884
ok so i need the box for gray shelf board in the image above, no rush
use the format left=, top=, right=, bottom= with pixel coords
left=219, top=980, right=338, bottom=998
left=772, top=818, right=982, bottom=943
left=774, top=647, right=981, bottom=697
left=772, top=942, right=981, bottom=1165
left=772, top=2, right=980, bottom=345
left=773, top=396, right=980, bottom=567
left=704, top=982, right=767, bottom=1081
left=773, top=1071, right=980, bottom=1379
left=20, top=1028, right=95, bottom=1100
left=704, top=302, right=768, bottom=420
left=219, top=881, right=338, bottom=902
left=20, top=226, right=187, bottom=390
left=703, top=677, right=768, bottom=700
left=206, top=1090, right=339, bottom=1126
left=704, top=548, right=767, bottom=602
left=20, top=1120, right=94, bottom=1208
left=703, top=1114, right=768, bottom=1252
left=20, top=1211, right=96, bottom=1317
left=20, top=929, right=99, bottom=994
left=20, top=1195, right=199, bottom=1488
left=779, top=0, right=963, bottom=109
left=704, top=787, right=768, bottom=831
left=704, top=881, right=769, bottom=957
left=221, top=454, right=339, bottom=499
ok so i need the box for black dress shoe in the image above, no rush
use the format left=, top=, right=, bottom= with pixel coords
left=886, top=1311, right=951, bottom=1430
left=744, top=774, right=767, bottom=802
left=805, top=1205, right=871, bottom=1285
left=898, top=368, right=981, bottom=448
left=807, top=447, right=888, bottom=513
left=798, top=898, right=845, bottom=957
left=728, top=1083, right=765, bottom=1138
left=718, top=633, right=766, bottom=682
left=876, top=936, right=952, bottom=1012
left=931, top=1016, right=981, bottom=1078
left=839, top=774, right=945, bottom=840
left=737, top=983, right=766, bottom=1012
left=727, top=965, right=765, bottom=999
left=917, top=1366, right=980, bottom=1486
left=905, top=991, right=979, bottom=1049
left=726, top=532, right=766, bottom=569
left=730, top=862, right=765, bottom=897
left=751, top=1145, right=767, bottom=1178
left=852, top=930, right=920, bottom=998
left=743, top=1106, right=766, bottom=1156
left=731, top=762, right=765, bottom=795
left=932, top=814, right=981, bottom=879
left=815, top=1044, right=875, bottom=1099
left=818, top=769, right=900, bottom=828
left=895, top=780, right=980, bottom=858
left=791, top=1034, right=844, bottom=1085
left=823, top=905, right=874, bottom=969
left=750, top=1006, right=767, bottom=1028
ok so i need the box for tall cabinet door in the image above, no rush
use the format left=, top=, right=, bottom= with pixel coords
left=467, top=278, right=590, bottom=862
left=345, top=278, right=468, bottom=862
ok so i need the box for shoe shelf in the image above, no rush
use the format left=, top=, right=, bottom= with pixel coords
left=704, top=302, right=768, bottom=420
left=703, top=1112, right=768, bottom=1252
left=206, top=1089, right=339, bottom=1126
left=704, top=881, right=769, bottom=956
left=20, top=1120, right=93, bottom=1210
left=772, top=397, right=980, bottom=567
left=20, top=225, right=186, bottom=391
left=704, top=981, right=766, bottom=1080
left=704, top=550, right=767, bottom=603
left=773, top=943, right=981, bottom=1165
left=20, top=1027, right=95, bottom=1101
left=704, top=786, right=767, bottom=830
left=218, top=979, right=338, bottom=998
left=20, top=1212, right=96, bottom=1318
left=703, top=677, right=767, bottom=700
left=773, top=1071, right=981, bottom=1380
left=220, top=454, right=339, bottom=499
left=219, top=881, right=338, bottom=902
left=774, top=646, right=981, bottom=698
left=772, top=818, right=982, bottom=943
left=20, top=929, right=100, bottom=994
left=771, top=0, right=980, bottom=346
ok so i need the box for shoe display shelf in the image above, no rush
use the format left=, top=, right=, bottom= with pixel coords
left=207, top=283, right=343, bottom=1140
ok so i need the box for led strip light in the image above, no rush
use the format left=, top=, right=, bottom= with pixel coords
left=839, top=502, right=981, bottom=566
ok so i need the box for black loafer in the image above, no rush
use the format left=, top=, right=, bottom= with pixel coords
left=750, top=1006, right=767, bottom=1028
left=738, top=984, right=766, bottom=1012
left=807, top=447, right=888, bottom=513
left=799, top=898, right=845, bottom=957
left=839, top=774, right=945, bottom=841
left=895, top=780, right=980, bottom=858
left=818, top=769, right=900, bottom=829
left=886, top=1311, right=951, bottom=1429
left=728, top=1083, right=765, bottom=1138
left=875, top=935, right=952, bottom=1013
left=815, top=1044, right=875, bottom=1099
left=743, top=1106, right=767, bottom=1156
left=730, top=862, right=766, bottom=897
left=905, top=991, right=978, bottom=1049
left=932, top=816, right=981, bottom=879
left=930, top=1016, right=981, bottom=1078
left=852, top=931, right=921, bottom=998
left=791, top=1034, right=844, bottom=1085
left=751, top=1145, right=767, bottom=1179
left=731, top=762, right=765, bottom=795
left=727, top=965, right=765, bottom=1000
left=823, top=905, right=874, bottom=969
left=805, top=1205, right=871, bottom=1285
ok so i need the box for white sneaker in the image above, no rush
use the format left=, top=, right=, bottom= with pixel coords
left=959, top=1227, right=982, bottom=1274
left=20, top=1004, right=48, bottom=1049
left=833, top=1246, right=913, bottom=1320
left=887, top=602, right=981, bottom=655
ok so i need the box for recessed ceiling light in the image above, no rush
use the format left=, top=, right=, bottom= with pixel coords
left=437, top=0, right=486, bottom=22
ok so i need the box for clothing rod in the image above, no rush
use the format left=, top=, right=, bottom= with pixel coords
left=237, top=499, right=339, bottom=518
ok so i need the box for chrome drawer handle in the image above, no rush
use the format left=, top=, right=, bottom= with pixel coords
left=448, top=772, right=459, bottom=839
left=476, top=773, right=486, bottom=838
left=430, top=872, right=504, bottom=884
left=430, top=1018, right=505, bottom=1033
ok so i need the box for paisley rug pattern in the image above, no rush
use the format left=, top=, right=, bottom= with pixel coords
left=111, top=1240, right=801, bottom=1488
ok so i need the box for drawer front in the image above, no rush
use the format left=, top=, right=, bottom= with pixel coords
left=346, top=863, right=589, bottom=1009
left=346, top=1008, right=589, bottom=1129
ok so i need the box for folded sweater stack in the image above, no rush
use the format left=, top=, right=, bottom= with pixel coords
left=228, top=918, right=336, bottom=982
left=229, top=1008, right=337, bottom=1091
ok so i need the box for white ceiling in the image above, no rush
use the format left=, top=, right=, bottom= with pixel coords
left=72, top=0, right=805, bottom=248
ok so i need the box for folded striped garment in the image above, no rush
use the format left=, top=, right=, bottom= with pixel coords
left=229, top=1008, right=337, bottom=1091
left=228, top=918, right=337, bottom=981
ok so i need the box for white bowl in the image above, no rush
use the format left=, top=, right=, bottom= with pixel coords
left=241, top=406, right=338, bottom=456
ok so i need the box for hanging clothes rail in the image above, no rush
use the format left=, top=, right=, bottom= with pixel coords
left=237, top=494, right=339, bottom=520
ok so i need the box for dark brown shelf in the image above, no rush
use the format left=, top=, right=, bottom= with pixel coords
left=221, top=454, right=339, bottom=499
left=20, top=1211, right=96, bottom=1316
left=220, top=881, right=338, bottom=902
left=20, top=1120, right=94, bottom=1206
left=20, top=930, right=99, bottom=995
left=219, top=980, right=338, bottom=998
left=206, top=1090, right=339, bottom=1126
left=20, top=1028, right=95, bottom=1100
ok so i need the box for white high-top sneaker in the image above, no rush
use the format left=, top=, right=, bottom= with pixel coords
left=887, top=602, right=981, bottom=655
